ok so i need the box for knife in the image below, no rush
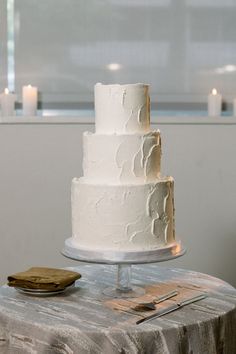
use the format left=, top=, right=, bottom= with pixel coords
left=136, top=293, right=207, bottom=325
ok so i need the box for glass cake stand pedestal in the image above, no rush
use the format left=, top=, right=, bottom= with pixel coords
left=62, top=238, right=186, bottom=298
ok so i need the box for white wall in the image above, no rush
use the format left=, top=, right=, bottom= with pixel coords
left=0, top=119, right=236, bottom=287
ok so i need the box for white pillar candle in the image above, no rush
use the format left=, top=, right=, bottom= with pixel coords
left=0, top=88, right=16, bottom=116
left=233, top=98, right=236, bottom=117
left=22, top=85, right=38, bottom=116
left=208, top=88, right=222, bottom=117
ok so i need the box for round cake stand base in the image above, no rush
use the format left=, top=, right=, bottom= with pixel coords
left=103, top=286, right=145, bottom=298
left=62, top=238, right=186, bottom=298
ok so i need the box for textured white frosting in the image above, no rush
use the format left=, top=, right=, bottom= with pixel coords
left=95, top=83, right=150, bottom=134
left=83, top=131, right=161, bottom=184
left=70, top=83, right=176, bottom=253
left=71, top=177, right=175, bottom=251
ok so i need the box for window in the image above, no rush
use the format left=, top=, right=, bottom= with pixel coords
left=1, top=0, right=236, bottom=110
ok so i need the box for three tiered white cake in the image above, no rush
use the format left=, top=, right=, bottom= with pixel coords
left=66, top=83, right=176, bottom=256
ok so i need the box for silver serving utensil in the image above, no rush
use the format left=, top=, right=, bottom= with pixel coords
left=153, top=290, right=179, bottom=304
left=133, top=289, right=179, bottom=312
left=136, top=294, right=207, bottom=324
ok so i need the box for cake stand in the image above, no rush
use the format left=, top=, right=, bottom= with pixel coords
left=62, top=238, right=186, bottom=298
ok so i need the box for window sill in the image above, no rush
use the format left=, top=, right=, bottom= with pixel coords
left=0, top=110, right=236, bottom=125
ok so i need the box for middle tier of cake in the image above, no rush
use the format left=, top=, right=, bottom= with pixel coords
left=71, top=177, right=175, bottom=252
left=83, top=131, right=161, bottom=184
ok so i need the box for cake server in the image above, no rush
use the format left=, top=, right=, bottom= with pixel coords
left=132, top=289, right=179, bottom=311
left=136, top=294, right=207, bottom=324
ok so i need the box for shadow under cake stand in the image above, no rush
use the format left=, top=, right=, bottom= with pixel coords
left=62, top=238, right=186, bottom=298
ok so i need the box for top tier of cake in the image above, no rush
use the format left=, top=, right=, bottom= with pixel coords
left=95, top=83, right=150, bottom=134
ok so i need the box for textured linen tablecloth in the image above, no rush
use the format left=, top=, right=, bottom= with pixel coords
left=0, top=264, right=235, bottom=354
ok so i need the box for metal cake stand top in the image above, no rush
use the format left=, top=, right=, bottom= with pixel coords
left=62, top=237, right=186, bottom=265
left=62, top=237, right=186, bottom=298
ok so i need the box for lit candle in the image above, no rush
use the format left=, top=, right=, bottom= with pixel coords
left=0, top=88, right=16, bottom=116
left=208, top=88, right=222, bottom=117
left=22, top=85, right=38, bottom=116
left=233, top=98, right=236, bottom=116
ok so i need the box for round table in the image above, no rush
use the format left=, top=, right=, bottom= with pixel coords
left=0, top=265, right=235, bottom=354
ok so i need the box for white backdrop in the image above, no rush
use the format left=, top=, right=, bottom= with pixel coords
left=0, top=119, right=235, bottom=287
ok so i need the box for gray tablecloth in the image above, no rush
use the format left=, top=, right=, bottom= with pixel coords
left=0, top=264, right=235, bottom=354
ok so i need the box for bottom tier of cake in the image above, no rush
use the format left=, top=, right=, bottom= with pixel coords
left=71, top=177, right=175, bottom=252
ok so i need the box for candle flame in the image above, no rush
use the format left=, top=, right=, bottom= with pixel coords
left=212, top=88, right=217, bottom=95
left=4, top=88, right=9, bottom=94
left=27, top=84, right=32, bottom=88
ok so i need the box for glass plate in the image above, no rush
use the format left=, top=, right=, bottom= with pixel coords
left=13, top=283, right=75, bottom=296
